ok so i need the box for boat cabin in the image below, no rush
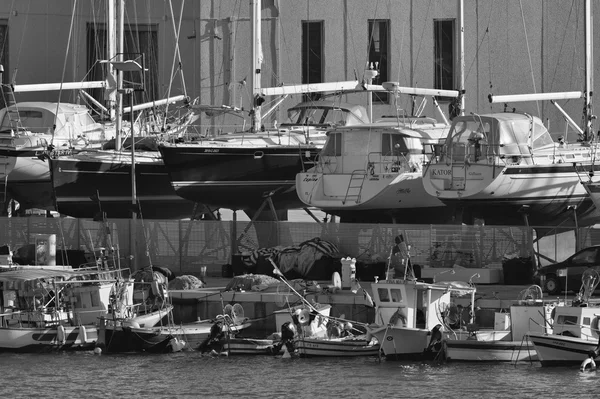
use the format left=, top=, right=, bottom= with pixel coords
left=438, top=113, right=556, bottom=166
left=316, top=122, right=448, bottom=176
left=371, top=280, right=475, bottom=331
left=551, top=305, right=600, bottom=340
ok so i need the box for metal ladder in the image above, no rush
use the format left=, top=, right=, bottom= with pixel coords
left=343, top=170, right=367, bottom=204
left=2, top=85, right=23, bottom=132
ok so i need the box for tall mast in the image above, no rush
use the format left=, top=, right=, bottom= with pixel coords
left=458, top=0, right=465, bottom=115
left=585, top=0, right=593, bottom=142
left=114, top=0, right=124, bottom=150
left=107, top=0, right=116, bottom=122
left=251, top=0, right=262, bottom=132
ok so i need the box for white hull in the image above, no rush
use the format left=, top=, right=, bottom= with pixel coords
left=222, top=337, right=281, bottom=355
left=369, top=325, right=433, bottom=359
left=296, top=170, right=444, bottom=211
left=294, top=336, right=380, bottom=357
left=0, top=325, right=97, bottom=352
left=528, top=332, right=599, bottom=366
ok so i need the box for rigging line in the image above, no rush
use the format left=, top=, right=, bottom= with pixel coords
left=53, top=0, right=79, bottom=145
left=548, top=0, right=578, bottom=93
left=519, top=0, right=540, bottom=117
left=10, top=0, right=31, bottom=83
left=464, top=5, right=492, bottom=86
left=162, top=0, right=187, bottom=132
left=413, top=0, right=433, bottom=85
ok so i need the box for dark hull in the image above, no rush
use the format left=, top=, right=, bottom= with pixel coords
left=49, top=151, right=197, bottom=219
left=158, top=144, right=318, bottom=210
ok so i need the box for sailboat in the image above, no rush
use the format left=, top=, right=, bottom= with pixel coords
left=422, top=0, right=600, bottom=228
left=158, top=0, right=383, bottom=218
left=295, top=83, right=458, bottom=223
left=46, top=0, right=198, bottom=220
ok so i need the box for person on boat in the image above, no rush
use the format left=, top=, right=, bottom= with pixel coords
left=391, top=234, right=415, bottom=280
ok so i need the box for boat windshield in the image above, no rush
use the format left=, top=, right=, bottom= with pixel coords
left=0, top=109, right=55, bottom=133
left=284, top=106, right=364, bottom=127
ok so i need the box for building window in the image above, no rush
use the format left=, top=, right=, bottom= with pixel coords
left=434, top=19, right=455, bottom=93
left=0, top=20, right=8, bottom=109
left=302, top=21, right=323, bottom=102
left=87, top=23, right=159, bottom=113
left=368, top=19, right=390, bottom=103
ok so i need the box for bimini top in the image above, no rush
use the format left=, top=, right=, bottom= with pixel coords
left=0, top=102, right=100, bottom=134
left=446, top=112, right=555, bottom=155
left=282, top=100, right=370, bottom=127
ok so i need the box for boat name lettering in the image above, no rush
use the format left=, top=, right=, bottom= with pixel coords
left=396, top=188, right=411, bottom=195
left=50, top=149, right=73, bottom=157
left=303, top=176, right=319, bottom=182
left=204, top=149, right=220, bottom=153
left=430, top=169, right=452, bottom=177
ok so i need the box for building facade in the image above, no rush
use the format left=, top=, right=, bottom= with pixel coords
left=0, top=0, right=595, bottom=139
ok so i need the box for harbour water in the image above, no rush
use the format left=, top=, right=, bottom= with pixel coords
left=1, top=352, right=598, bottom=399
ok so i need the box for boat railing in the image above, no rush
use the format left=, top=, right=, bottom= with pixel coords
left=366, top=151, right=412, bottom=175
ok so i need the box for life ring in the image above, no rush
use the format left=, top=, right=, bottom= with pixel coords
left=580, top=357, right=596, bottom=371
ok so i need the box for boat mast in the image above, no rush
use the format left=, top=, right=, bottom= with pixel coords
left=584, top=0, right=594, bottom=142
left=458, top=0, right=465, bottom=115
left=107, top=0, right=117, bottom=123
left=114, top=0, right=124, bottom=151
left=251, top=0, right=262, bottom=132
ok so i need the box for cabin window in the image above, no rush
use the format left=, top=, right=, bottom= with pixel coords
left=377, top=288, right=390, bottom=302
left=302, top=21, right=324, bottom=102
left=368, top=20, right=390, bottom=103
left=583, top=317, right=591, bottom=326
left=556, top=315, right=578, bottom=326
left=390, top=288, right=402, bottom=302
left=90, top=291, right=100, bottom=308
left=0, top=20, right=8, bottom=109
left=532, top=121, right=554, bottom=149
left=87, top=23, right=159, bottom=109
left=434, top=19, right=455, bottom=99
left=382, top=134, right=409, bottom=156
left=321, top=132, right=342, bottom=156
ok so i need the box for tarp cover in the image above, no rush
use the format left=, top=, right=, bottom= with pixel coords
left=224, top=274, right=280, bottom=292
left=241, top=238, right=340, bottom=278
left=168, top=275, right=206, bottom=290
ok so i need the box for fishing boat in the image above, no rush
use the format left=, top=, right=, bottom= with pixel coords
left=528, top=269, right=600, bottom=367
left=99, top=302, right=251, bottom=353
left=0, top=265, right=131, bottom=352
left=367, top=277, right=478, bottom=361
left=295, top=84, right=458, bottom=223
left=443, top=285, right=551, bottom=362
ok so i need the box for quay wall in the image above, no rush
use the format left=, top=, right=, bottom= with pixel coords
left=0, top=216, right=596, bottom=278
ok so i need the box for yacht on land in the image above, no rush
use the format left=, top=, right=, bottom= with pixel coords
left=295, top=84, right=458, bottom=223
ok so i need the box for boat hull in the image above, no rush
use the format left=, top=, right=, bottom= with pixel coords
left=0, top=325, right=97, bottom=352
left=221, top=337, right=282, bottom=355
left=159, top=143, right=319, bottom=210
left=528, top=332, right=599, bottom=366
left=102, top=321, right=251, bottom=353
left=369, top=325, right=436, bottom=360
left=424, top=158, right=600, bottom=227
left=296, top=170, right=450, bottom=223
left=444, top=339, right=537, bottom=362
left=49, top=151, right=197, bottom=219
left=294, top=336, right=380, bottom=357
